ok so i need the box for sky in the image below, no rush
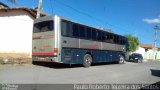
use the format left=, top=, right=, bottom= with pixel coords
left=1, top=0, right=160, bottom=47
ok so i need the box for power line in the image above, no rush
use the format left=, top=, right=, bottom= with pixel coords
left=56, top=0, right=103, bottom=24
left=55, top=0, right=129, bottom=33
left=54, top=1, right=85, bottom=24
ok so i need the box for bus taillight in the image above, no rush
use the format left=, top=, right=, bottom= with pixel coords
left=53, top=48, right=58, bottom=55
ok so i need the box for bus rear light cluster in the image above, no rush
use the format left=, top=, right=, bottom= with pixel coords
left=53, top=52, right=58, bottom=55
left=53, top=48, right=58, bottom=53
left=53, top=48, right=58, bottom=55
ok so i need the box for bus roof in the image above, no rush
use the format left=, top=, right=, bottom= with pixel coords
left=34, top=15, right=126, bottom=38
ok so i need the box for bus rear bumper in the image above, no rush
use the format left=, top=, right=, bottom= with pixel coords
left=32, top=55, right=61, bottom=63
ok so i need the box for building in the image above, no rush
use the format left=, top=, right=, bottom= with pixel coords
left=0, top=2, right=9, bottom=9
left=0, top=7, right=47, bottom=58
left=134, top=44, right=160, bottom=60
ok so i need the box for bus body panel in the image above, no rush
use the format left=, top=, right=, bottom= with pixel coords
left=32, top=15, right=128, bottom=65
left=61, top=37, right=79, bottom=49
left=61, top=48, right=123, bottom=64
left=32, top=16, right=59, bottom=63
left=61, top=36, right=125, bottom=51
left=54, top=15, right=61, bottom=62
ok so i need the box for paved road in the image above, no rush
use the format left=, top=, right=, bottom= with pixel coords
left=0, top=61, right=160, bottom=84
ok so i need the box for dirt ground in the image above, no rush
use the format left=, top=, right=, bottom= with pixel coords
left=0, top=52, right=31, bottom=58
left=0, top=53, right=32, bottom=64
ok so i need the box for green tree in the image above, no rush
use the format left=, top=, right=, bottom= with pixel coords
left=124, top=34, right=140, bottom=52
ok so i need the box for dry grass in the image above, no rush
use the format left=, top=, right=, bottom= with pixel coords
left=0, top=53, right=32, bottom=65
left=0, top=52, right=31, bottom=58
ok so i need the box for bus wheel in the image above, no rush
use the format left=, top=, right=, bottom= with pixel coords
left=83, top=54, right=92, bottom=67
left=138, top=59, right=143, bottom=63
left=119, top=55, right=125, bottom=64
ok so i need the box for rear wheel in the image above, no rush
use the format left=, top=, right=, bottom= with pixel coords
left=83, top=54, right=92, bottom=67
left=138, top=59, right=143, bottom=63
left=119, top=55, right=125, bottom=64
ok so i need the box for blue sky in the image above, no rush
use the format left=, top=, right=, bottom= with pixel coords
left=1, top=0, right=160, bottom=47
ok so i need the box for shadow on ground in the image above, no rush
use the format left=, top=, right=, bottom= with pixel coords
left=150, top=69, right=160, bottom=77
left=140, top=81, right=160, bottom=90
left=140, top=69, right=160, bottom=90
left=33, top=62, right=119, bottom=69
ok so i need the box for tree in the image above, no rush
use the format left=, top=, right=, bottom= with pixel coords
left=124, top=34, right=140, bottom=52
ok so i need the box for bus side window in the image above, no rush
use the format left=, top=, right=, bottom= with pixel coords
left=105, top=32, right=110, bottom=43
left=97, top=30, right=102, bottom=41
left=119, top=36, right=122, bottom=44
left=92, top=29, right=97, bottom=41
left=72, top=23, right=79, bottom=38
left=119, top=36, right=125, bottom=45
left=105, top=33, right=114, bottom=43
left=86, top=27, right=92, bottom=40
left=101, top=31, right=106, bottom=42
left=61, top=20, right=72, bottom=36
left=48, top=21, right=54, bottom=31
left=124, top=38, right=127, bottom=44
left=114, top=35, right=118, bottom=44
left=79, top=25, right=85, bottom=39
left=116, top=36, right=120, bottom=44
left=122, top=37, right=126, bottom=44
left=110, top=34, right=114, bottom=43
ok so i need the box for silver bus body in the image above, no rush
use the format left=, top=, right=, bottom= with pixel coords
left=32, top=15, right=128, bottom=65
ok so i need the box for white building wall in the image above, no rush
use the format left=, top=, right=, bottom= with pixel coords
left=156, top=51, right=160, bottom=60
left=0, top=10, right=34, bottom=57
left=145, top=49, right=154, bottom=60
left=134, top=46, right=160, bottom=60
left=134, top=47, right=145, bottom=58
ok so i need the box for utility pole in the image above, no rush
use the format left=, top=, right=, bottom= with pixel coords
left=154, top=25, right=160, bottom=60
left=36, top=0, right=42, bottom=18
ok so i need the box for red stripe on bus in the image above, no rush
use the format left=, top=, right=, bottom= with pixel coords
left=32, top=52, right=55, bottom=55
left=33, top=35, right=54, bottom=39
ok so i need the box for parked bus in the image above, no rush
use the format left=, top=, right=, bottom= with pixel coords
left=32, top=15, right=129, bottom=67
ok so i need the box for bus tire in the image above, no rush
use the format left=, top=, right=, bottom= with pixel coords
left=119, top=55, right=125, bottom=64
left=83, top=54, right=92, bottom=67
left=137, top=59, right=143, bottom=63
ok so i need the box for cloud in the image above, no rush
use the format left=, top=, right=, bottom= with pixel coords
left=143, top=17, right=160, bottom=24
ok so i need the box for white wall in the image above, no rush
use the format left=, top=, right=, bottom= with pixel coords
left=0, top=10, right=34, bottom=56
left=134, top=47, right=145, bottom=57
left=145, top=49, right=155, bottom=60
left=134, top=46, right=160, bottom=60
left=156, top=51, right=160, bottom=60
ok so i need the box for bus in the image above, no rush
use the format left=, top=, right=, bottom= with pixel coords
left=32, top=15, right=129, bottom=67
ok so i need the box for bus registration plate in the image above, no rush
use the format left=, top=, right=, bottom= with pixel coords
left=40, top=57, right=45, bottom=60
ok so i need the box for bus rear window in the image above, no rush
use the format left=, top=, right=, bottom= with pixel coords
left=33, top=20, right=54, bottom=33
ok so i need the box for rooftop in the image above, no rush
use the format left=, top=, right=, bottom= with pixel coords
left=140, top=44, right=155, bottom=49
left=0, top=2, right=9, bottom=9
left=0, top=7, right=48, bottom=18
